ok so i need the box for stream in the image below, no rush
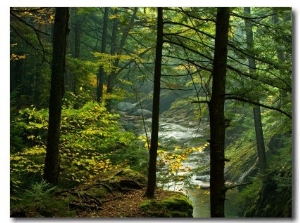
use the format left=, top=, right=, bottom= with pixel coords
left=139, top=117, right=240, bottom=218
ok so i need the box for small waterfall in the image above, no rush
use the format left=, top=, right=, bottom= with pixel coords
left=237, top=159, right=257, bottom=183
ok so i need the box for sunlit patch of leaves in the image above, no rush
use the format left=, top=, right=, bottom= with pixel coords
left=157, top=142, right=210, bottom=189
left=10, top=101, right=142, bottom=190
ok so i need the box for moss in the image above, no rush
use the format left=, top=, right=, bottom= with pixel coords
left=85, top=186, right=109, bottom=198
left=139, top=191, right=193, bottom=217
left=110, top=168, right=147, bottom=185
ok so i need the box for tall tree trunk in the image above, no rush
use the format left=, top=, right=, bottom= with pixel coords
left=97, top=7, right=109, bottom=103
left=253, top=105, right=267, bottom=173
left=72, top=8, right=81, bottom=109
left=209, top=7, right=230, bottom=217
left=74, top=8, right=81, bottom=59
left=32, top=60, right=44, bottom=108
left=44, top=7, right=69, bottom=185
left=244, top=7, right=267, bottom=174
left=106, top=8, right=137, bottom=111
left=106, top=11, right=118, bottom=111
left=145, top=7, right=163, bottom=198
left=273, top=9, right=290, bottom=109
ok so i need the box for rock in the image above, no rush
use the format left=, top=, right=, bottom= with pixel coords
left=117, top=102, right=136, bottom=112
left=199, top=183, right=210, bottom=189
left=112, top=168, right=147, bottom=185
left=131, top=109, right=152, bottom=118
left=139, top=190, right=193, bottom=217
left=122, top=122, right=135, bottom=131
left=195, top=175, right=210, bottom=182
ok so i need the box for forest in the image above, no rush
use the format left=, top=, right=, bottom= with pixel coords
left=10, top=7, right=292, bottom=218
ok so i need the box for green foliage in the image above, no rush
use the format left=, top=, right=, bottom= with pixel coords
left=233, top=162, right=292, bottom=217
left=10, top=145, right=46, bottom=194
left=10, top=7, right=292, bottom=218
left=228, top=122, right=292, bottom=218
left=10, top=101, right=146, bottom=191
left=91, top=52, right=132, bottom=74
left=157, top=143, right=209, bottom=190
left=11, top=106, right=49, bottom=152
left=225, top=140, right=257, bottom=182
left=224, top=85, right=292, bottom=216
left=11, top=180, right=75, bottom=217
left=10, top=106, right=49, bottom=192
left=231, top=177, right=262, bottom=216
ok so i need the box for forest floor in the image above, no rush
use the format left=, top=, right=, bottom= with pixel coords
left=76, top=187, right=172, bottom=218
left=11, top=169, right=193, bottom=218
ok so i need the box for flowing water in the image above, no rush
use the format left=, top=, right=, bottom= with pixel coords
left=139, top=119, right=240, bottom=218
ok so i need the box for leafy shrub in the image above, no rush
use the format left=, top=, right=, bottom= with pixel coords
left=244, top=164, right=292, bottom=217
left=11, top=180, right=75, bottom=217
left=232, top=161, right=292, bottom=217
left=10, top=101, right=146, bottom=190
left=156, top=143, right=209, bottom=190
left=10, top=145, right=46, bottom=194
left=231, top=176, right=262, bottom=216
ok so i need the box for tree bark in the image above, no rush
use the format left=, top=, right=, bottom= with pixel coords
left=74, top=8, right=81, bottom=59
left=253, top=105, right=267, bottom=173
left=72, top=8, right=81, bottom=108
left=97, top=7, right=109, bottom=103
left=244, top=7, right=267, bottom=174
left=106, top=8, right=137, bottom=111
left=273, top=9, right=290, bottom=109
left=106, top=10, right=118, bottom=111
left=209, top=7, right=230, bottom=217
left=145, top=7, right=163, bottom=198
left=44, top=7, right=69, bottom=185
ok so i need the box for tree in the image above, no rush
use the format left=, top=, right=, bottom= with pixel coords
left=97, top=7, right=109, bottom=103
left=145, top=7, right=163, bottom=198
left=209, top=7, right=230, bottom=217
left=244, top=7, right=267, bottom=174
left=106, top=8, right=138, bottom=111
left=43, top=7, right=69, bottom=185
left=10, top=7, right=54, bottom=108
left=272, top=8, right=292, bottom=110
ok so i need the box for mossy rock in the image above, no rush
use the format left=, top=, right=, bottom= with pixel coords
left=84, top=185, right=110, bottom=198
left=139, top=191, right=193, bottom=217
left=108, top=168, right=147, bottom=185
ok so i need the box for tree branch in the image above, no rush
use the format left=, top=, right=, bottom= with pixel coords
left=10, top=10, right=50, bottom=36
left=224, top=181, right=253, bottom=191
left=225, top=94, right=292, bottom=119
left=10, top=10, right=50, bottom=64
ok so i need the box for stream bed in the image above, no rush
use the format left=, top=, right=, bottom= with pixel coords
left=138, top=118, right=240, bottom=218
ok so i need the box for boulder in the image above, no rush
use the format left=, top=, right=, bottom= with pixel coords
left=131, top=109, right=152, bottom=118
left=117, top=102, right=136, bottom=112
left=139, top=190, right=193, bottom=217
